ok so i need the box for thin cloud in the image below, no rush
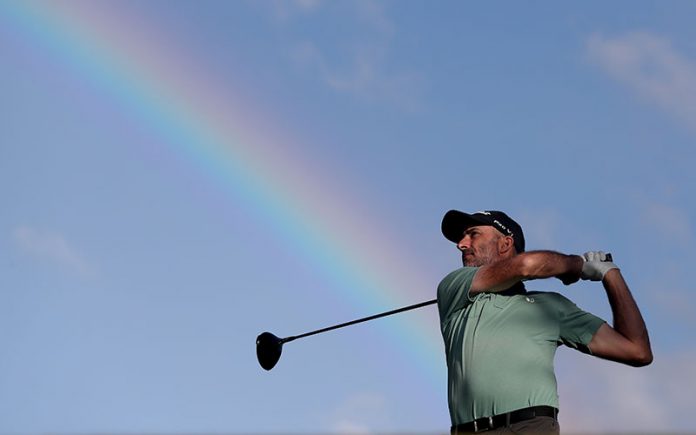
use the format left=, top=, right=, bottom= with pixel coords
left=353, top=0, right=395, bottom=38
left=325, top=52, right=378, bottom=93
left=296, top=46, right=424, bottom=111
left=332, top=420, right=372, bottom=434
left=328, top=391, right=391, bottom=434
left=13, top=226, right=93, bottom=277
left=286, top=1, right=423, bottom=110
left=640, top=201, right=694, bottom=247
left=558, top=351, right=696, bottom=433
left=587, top=32, right=696, bottom=132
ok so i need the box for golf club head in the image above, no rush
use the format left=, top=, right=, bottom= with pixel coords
left=256, top=332, right=283, bottom=370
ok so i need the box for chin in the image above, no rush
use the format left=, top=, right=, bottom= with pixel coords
left=463, top=259, right=480, bottom=267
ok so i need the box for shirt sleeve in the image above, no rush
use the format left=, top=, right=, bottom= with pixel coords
left=437, top=267, right=478, bottom=321
left=553, top=293, right=606, bottom=352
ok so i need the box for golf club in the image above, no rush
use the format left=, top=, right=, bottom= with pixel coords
left=256, top=298, right=437, bottom=370
left=257, top=253, right=613, bottom=370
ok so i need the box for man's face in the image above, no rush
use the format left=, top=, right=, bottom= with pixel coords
left=457, top=225, right=503, bottom=267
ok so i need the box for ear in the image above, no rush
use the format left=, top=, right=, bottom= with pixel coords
left=498, top=236, right=515, bottom=255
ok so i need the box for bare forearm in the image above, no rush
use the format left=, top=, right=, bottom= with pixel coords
left=519, top=250, right=584, bottom=281
left=471, top=250, right=583, bottom=293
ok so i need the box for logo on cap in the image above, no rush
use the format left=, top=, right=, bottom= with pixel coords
left=493, top=219, right=513, bottom=237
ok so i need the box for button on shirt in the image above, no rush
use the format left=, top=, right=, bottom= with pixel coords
left=437, top=267, right=605, bottom=426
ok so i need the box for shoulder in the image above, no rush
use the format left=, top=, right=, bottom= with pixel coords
left=438, top=267, right=479, bottom=288
left=437, top=267, right=479, bottom=314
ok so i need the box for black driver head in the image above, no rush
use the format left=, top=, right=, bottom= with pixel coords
left=256, top=332, right=283, bottom=370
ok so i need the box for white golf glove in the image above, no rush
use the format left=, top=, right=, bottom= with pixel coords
left=581, top=251, right=618, bottom=281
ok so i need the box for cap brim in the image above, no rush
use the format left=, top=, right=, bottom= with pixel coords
left=441, top=210, right=488, bottom=243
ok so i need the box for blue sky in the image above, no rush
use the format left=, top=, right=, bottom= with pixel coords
left=2, top=1, right=695, bottom=433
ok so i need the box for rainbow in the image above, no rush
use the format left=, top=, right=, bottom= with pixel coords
left=1, top=2, right=445, bottom=387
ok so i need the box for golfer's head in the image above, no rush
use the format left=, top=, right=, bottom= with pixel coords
left=441, top=210, right=525, bottom=267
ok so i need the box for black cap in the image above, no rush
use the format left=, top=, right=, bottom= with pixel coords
left=441, top=210, right=525, bottom=253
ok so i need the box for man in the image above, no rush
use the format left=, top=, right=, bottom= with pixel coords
left=438, top=210, right=652, bottom=435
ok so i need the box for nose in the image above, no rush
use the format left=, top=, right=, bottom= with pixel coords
left=457, top=235, right=470, bottom=251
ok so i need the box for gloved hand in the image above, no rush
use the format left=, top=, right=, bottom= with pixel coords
left=581, top=251, right=619, bottom=281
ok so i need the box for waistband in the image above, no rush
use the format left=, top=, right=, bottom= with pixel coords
left=451, top=405, right=558, bottom=434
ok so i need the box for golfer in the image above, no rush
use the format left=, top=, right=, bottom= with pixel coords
left=438, top=210, right=651, bottom=435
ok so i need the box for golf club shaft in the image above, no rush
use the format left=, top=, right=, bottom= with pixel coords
left=282, top=298, right=438, bottom=344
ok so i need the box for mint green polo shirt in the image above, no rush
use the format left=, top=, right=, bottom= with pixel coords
left=437, top=267, right=605, bottom=426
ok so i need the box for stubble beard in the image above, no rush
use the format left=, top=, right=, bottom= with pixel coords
left=463, top=255, right=493, bottom=267
left=462, top=243, right=499, bottom=267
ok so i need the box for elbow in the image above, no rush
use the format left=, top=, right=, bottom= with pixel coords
left=628, top=358, right=652, bottom=368
left=634, top=351, right=654, bottom=367
left=627, top=347, right=653, bottom=367
left=517, top=254, right=540, bottom=280
left=513, top=252, right=564, bottom=280
left=515, top=251, right=575, bottom=280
